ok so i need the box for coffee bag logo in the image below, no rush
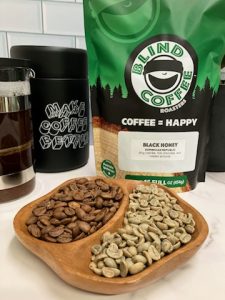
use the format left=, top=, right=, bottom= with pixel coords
left=127, top=35, right=198, bottom=110
left=90, top=0, right=160, bottom=42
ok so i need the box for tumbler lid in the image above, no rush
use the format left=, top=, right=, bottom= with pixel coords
left=10, top=46, right=87, bottom=79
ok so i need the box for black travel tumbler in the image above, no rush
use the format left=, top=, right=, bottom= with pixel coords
left=11, top=46, right=89, bottom=172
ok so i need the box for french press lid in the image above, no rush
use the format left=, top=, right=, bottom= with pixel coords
left=0, top=58, right=30, bottom=82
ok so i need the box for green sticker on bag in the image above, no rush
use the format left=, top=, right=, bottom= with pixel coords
left=101, top=160, right=116, bottom=178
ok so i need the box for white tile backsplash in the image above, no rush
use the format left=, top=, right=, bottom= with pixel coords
left=8, top=32, right=75, bottom=49
left=76, top=36, right=86, bottom=49
left=0, top=32, right=8, bottom=57
left=0, top=0, right=93, bottom=143
left=0, top=0, right=85, bottom=58
left=43, top=1, right=84, bottom=36
left=47, top=0, right=76, bottom=2
left=0, top=0, right=42, bottom=33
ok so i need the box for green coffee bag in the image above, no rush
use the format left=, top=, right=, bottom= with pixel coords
left=84, top=0, right=225, bottom=191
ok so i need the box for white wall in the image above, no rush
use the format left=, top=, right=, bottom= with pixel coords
left=0, top=0, right=85, bottom=57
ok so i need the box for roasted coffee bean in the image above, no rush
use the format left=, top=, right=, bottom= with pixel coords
left=90, top=225, right=97, bottom=234
left=84, top=200, right=96, bottom=206
left=45, top=210, right=54, bottom=217
left=53, top=211, right=67, bottom=220
left=39, top=216, right=50, bottom=226
left=77, top=221, right=91, bottom=233
left=54, top=201, right=67, bottom=208
left=103, top=200, right=114, bottom=207
left=114, top=202, right=120, bottom=209
left=75, top=207, right=86, bottom=219
left=92, top=209, right=101, bottom=215
left=82, top=215, right=96, bottom=222
left=37, top=221, right=46, bottom=229
left=26, top=177, right=123, bottom=243
left=76, top=178, right=88, bottom=184
left=50, top=218, right=61, bottom=225
left=85, top=182, right=97, bottom=189
left=92, top=189, right=102, bottom=198
left=49, top=226, right=65, bottom=238
left=74, top=232, right=86, bottom=241
left=45, top=200, right=55, bottom=210
left=68, top=202, right=80, bottom=209
left=110, top=206, right=117, bottom=213
left=83, top=191, right=93, bottom=199
left=60, top=218, right=72, bottom=225
left=28, top=224, right=41, bottom=238
left=95, top=210, right=105, bottom=222
left=41, top=225, right=55, bottom=235
left=90, top=221, right=97, bottom=226
left=26, top=215, right=38, bottom=225
left=54, top=195, right=69, bottom=201
left=111, top=187, right=118, bottom=198
left=104, top=208, right=109, bottom=214
left=72, top=224, right=81, bottom=238
left=57, top=232, right=73, bottom=243
left=67, top=222, right=78, bottom=229
left=37, top=201, right=46, bottom=207
left=43, top=234, right=57, bottom=243
left=33, top=207, right=47, bottom=217
left=62, top=196, right=73, bottom=202
left=71, top=216, right=78, bottom=222
left=62, top=186, right=70, bottom=194
left=96, top=222, right=103, bottom=230
left=76, top=184, right=87, bottom=190
left=101, top=192, right=113, bottom=199
left=73, top=192, right=85, bottom=201
left=95, top=197, right=103, bottom=209
left=64, top=207, right=76, bottom=216
left=88, top=201, right=96, bottom=207
left=81, top=204, right=92, bottom=213
left=115, top=192, right=123, bottom=201
left=103, top=212, right=115, bottom=224
left=53, top=192, right=64, bottom=199
left=64, top=228, right=73, bottom=234
left=111, top=185, right=119, bottom=192
left=69, top=183, right=77, bottom=191
left=53, top=207, right=64, bottom=212
left=95, top=179, right=109, bottom=191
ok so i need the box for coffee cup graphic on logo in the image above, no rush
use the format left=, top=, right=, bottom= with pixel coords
left=144, top=56, right=184, bottom=94
left=89, top=0, right=160, bottom=42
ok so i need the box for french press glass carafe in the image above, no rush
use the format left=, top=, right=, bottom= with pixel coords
left=0, top=58, right=35, bottom=201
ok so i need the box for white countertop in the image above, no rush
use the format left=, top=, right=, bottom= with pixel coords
left=1, top=146, right=225, bottom=300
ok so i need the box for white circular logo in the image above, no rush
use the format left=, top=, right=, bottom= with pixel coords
left=130, top=40, right=195, bottom=108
